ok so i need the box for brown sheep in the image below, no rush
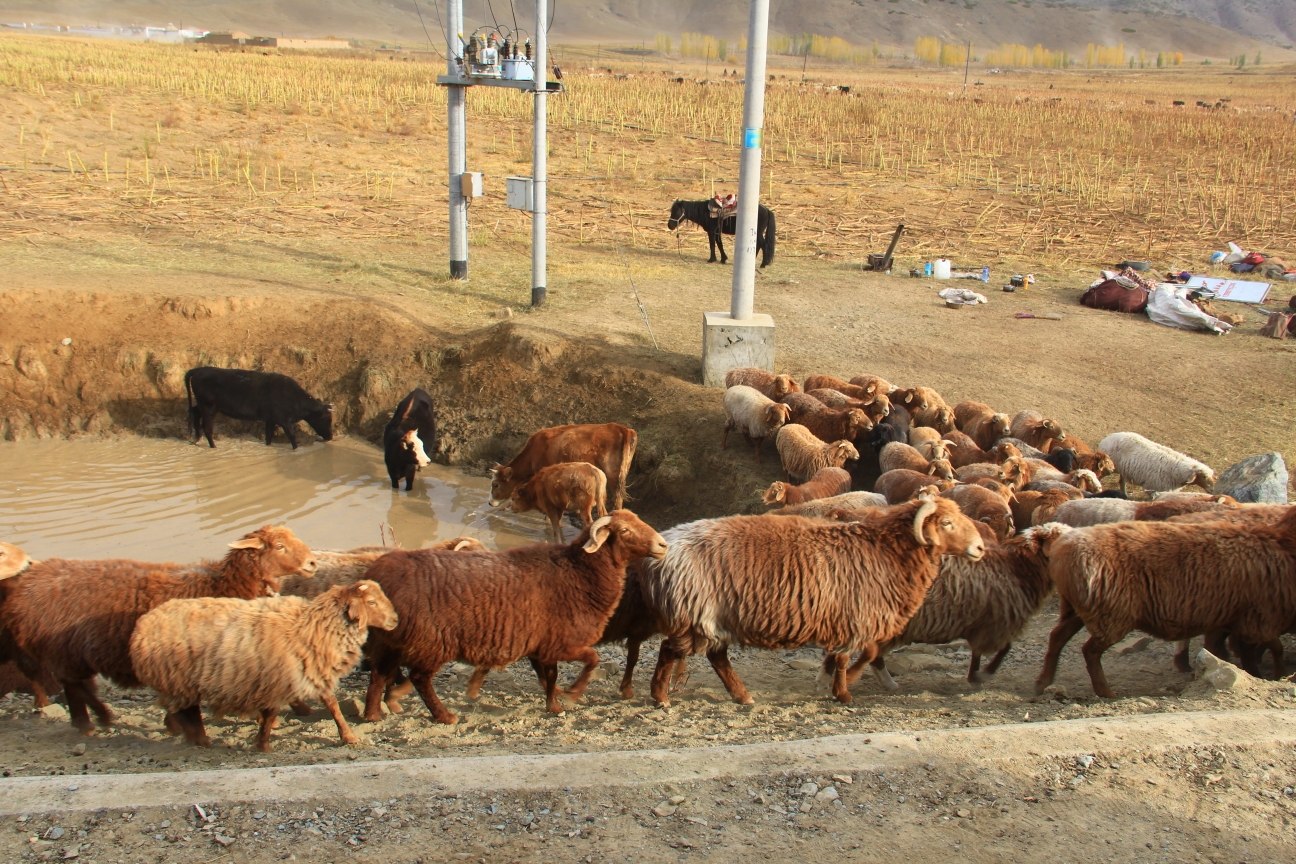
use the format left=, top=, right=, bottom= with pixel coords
left=942, top=483, right=1015, bottom=541
left=847, top=375, right=893, bottom=402
left=956, top=456, right=1027, bottom=489
left=943, top=431, right=1020, bottom=469
left=510, top=461, right=608, bottom=543
left=779, top=393, right=873, bottom=444
left=775, top=424, right=859, bottom=482
left=0, top=543, right=59, bottom=709
left=802, top=376, right=877, bottom=404
left=1011, top=488, right=1081, bottom=528
left=0, top=526, right=316, bottom=734
left=1166, top=504, right=1291, bottom=527
left=955, top=401, right=1012, bottom=451
left=878, top=442, right=954, bottom=480
left=360, top=511, right=667, bottom=723
left=973, top=478, right=1018, bottom=503
left=874, top=469, right=957, bottom=504
left=763, top=467, right=852, bottom=507
left=639, top=498, right=986, bottom=706
left=1047, top=432, right=1094, bottom=455
left=1035, top=509, right=1296, bottom=698
left=1009, top=410, right=1065, bottom=451
left=724, top=367, right=800, bottom=400
left=131, top=581, right=397, bottom=751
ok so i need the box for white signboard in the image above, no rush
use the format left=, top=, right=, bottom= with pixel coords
left=1185, top=276, right=1272, bottom=304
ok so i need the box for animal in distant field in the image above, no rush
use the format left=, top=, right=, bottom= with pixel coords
left=384, top=388, right=437, bottom=490
left=510, top=462, right=609, bottom=542
left=130, top=581, right=397, bottom=750
left=490, top=423, right=636, bottom=511
left=667, top=199, right=776, bottom=267
left=185, top=367, right=333, bottom=449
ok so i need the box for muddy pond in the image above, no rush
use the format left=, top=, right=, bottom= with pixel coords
left=0, top=436, right=545, bottom=561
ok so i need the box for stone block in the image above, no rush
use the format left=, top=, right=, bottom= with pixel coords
left=701, top=312, right=775, bottom=388
left=1215, top=453, right=1289, bottom=504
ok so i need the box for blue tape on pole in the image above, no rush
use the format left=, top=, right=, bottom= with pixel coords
left=744, top=127, right=762, bottom=149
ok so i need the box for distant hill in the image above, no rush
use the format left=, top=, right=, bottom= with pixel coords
left=1, top=0, right=1291, bottom=58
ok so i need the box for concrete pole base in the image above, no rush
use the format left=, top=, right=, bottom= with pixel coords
left=450, top=260, right=468, bottom=280
left=531, top=286, right=547, bottom=307
left=701, top=311, right=775, bottom=388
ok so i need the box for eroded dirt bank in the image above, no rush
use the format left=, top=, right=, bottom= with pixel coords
left=0, top=289, right=771, bottom=527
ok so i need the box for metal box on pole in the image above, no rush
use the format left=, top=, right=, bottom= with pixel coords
left=506, top=176, right=534, bottom=211
left=460, top=172, right=483, bottom=201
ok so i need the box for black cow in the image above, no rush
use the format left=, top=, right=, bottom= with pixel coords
left=185, top=367, right=334, bottom=450
left=384, top=388, right=437, bottom=490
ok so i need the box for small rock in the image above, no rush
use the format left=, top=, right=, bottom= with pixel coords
left=1215, top=453, right=1289, bottom=504
left=159, top=820, right=170, bottom=829
left=61, top=338, right=72, bottom=346
left=497, top=307, right=513, bottom=319
left=1115, top=635, right=1153, bottom=655
left=1195, top=649, right=1254, bottom=692
left=71, top=744, right=86, bottom=756
left=213, top=834, right=236, bottom=847
left=885, top=654, right=948, bottom=674
left=667, top=795, right=686, bottom=805
left=815, top=787, right=840, bottom=802
left=956, top=809, right=971, bottom=819
left=683, top=817, right=708, bottom=826
left=39, top=704, right=69, bottom=721
left=44, top=827, right=65, bottom=841
left=832, top=774, right=853, bottom=785
left=786, top=659, right=820, bottom=671
left=1076, top=754, right=1095, bottom=770
left=798, top=782, right=819, bottom=797
left=60, top=847, right=79, bottom=860
left=799, top=801, right=813, bottom=813
left=651, top=803, right=677, bottom=818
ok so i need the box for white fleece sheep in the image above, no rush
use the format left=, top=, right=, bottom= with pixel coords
left=774, top=424, right=860, bottom=482
left=722, top=385, right=792, bottom=461
left=1051, top=498, right=1137, bottom=527
left=770, top=491, right=888, bottom=518
left=130, top=581, right=398, bottom=751
left=1097, top=432, right=1215, bottom=495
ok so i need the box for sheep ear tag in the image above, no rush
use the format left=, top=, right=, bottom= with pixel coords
left=229, top=536, right=266, bottom=550
left=583, top=516, right=614, bottom=553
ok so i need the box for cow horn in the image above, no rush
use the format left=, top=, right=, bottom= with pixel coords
left=912, top=500, right=937, bottom=546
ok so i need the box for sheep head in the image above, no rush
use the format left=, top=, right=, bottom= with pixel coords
left=927, top=459, right=955, bottom=480
left=990, top=442, right=1023, bottom=463
left=1042, top=418, right=1064, bottom=438
left=979, top=510, right=1015, bottom=543
left=914, top=498, right=985, bottom=561
left=990, top=414, right=1011, bottom=440
left=1193, top=468, right=1217, bottom=492
left=227, top=525, right=317, bottom=593
left=1068, top=469, right=1102, bottom=494
left=873, top=393, right=892, bottom=417
left=846, top=409, right=873, bottom=436
left=0, top=542, right=32, bottom=581
left=344, top=580, right=399, bottom=630
left=764, top=402, right=792, bottom=429
left=762, top=482, right=788, bottom=506
left=582, top=510, right=668, bottom=562
left=772, top=375, right=799, bottom=398
left=1089, top=451, right=1117, bottom=478
left=925, top=439, right=951, bottom=462
left=830, top=440, right=861, bottom=465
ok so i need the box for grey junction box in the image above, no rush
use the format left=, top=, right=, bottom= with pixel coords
left=506, top=176, right=534, bottom=211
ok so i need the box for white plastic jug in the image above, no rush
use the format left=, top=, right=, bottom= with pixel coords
left=933, top=259, right=952, bottom=279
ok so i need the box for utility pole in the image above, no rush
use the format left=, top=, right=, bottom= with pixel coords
left=729, top=0, right=770, bottom=320
left=447, top=0, right=468, bottom=279
left=700, top=0, right=775, bottom=386
left=531, top=0, right=548, bottom=306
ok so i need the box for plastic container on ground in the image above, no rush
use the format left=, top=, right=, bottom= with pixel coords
left=933, top=259, right=952, bottom=279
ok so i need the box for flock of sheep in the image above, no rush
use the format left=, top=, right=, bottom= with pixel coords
left=0, top=364, right=1290, bottom=754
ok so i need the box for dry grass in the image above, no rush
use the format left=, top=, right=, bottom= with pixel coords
left=1, top=33, right=1294, bottom=271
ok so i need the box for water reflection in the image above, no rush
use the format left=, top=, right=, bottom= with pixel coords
left=0, top=436, right=547, bottom=561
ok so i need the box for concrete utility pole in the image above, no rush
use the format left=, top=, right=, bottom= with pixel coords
left=701, top=0, right=775, bottom=386
left=447, top=0, right=468, bottom=279
left=531, top=0, right=548, bottom=307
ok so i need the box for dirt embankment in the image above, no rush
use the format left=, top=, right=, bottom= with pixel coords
left=0, top=290, right=780, bottom=525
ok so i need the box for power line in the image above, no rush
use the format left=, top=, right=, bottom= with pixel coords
left=412, top=0, right=445, bottom=58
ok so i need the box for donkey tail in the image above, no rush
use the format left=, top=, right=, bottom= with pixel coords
left=761, top=208, right=776, bottom=267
